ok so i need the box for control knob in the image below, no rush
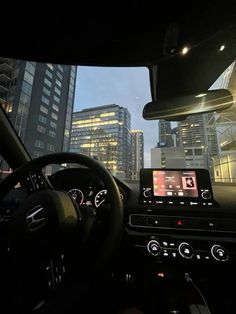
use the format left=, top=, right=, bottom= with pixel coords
left=211, top=245, right=229, bottom=262
left=201, top=191, right=212, bottom=200
left=178, top=242, right=194, bottom=259
left=147, top=240, right=161, bottom=256
left=143, top=188, right=151, bottom=198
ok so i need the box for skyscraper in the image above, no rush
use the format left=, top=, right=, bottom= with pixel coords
left=0, top=57, right=16, bottom=114
left=131, top=130, right=144, bottom=180
left=70, top=104, right=131, bottom=179
left=158, top=120, right=173, bottom=147
left=178, top=114, right=218, bottom=170
left=0, top=59, right=77, bottom=162
left=0, top=57, right=17, bottom=177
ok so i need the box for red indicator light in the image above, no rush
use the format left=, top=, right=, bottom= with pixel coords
left=177, top=220, right=182, bottom=226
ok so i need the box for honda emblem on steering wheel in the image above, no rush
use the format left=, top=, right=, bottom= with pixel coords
left=26, top=205, right=47, bottom=231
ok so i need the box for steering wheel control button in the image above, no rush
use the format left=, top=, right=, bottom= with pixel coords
left=147, top=240, right=161, bottom=256
left=178, top=242, right=194, bottom=259
left=211, top=245, right=229, bottom=262
left=201, top=191, right=212, bottom=200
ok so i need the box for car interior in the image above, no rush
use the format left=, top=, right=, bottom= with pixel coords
left=1, top=4, right=236, bottom=314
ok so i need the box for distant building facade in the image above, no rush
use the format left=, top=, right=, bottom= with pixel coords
left=70, top=104, right=131, bottom=179
left=131, top=130, right=144, bottom=180
left=178, top=114, right=218, bottom=171
left=171, top=126, right=180, bottom=147
left=151, top=147, right=185, bottom=168
left=0, top=58, right=77, bottom=174
left=158, top=120, right=173, bottom=147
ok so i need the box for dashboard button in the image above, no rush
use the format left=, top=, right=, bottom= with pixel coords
left=195, top=253, right=201, bottom=260
left=171, top=252, right=177, bottom=258
left=211, top=245, right=229, bottom=262
left=161, top=240, right=169, bottom=247
left=147, top=217, right=159, bottom=226
left=147, top=240, right=161, bottom=256
left=163, top=250, right=169, bottom=257
left=208, top=221, right=215, bottom=229
left=178, top=242, right=194, bottom=259
left=201, top=253, right=211, bottom=261
left=155, top=200, right=164, bottom=205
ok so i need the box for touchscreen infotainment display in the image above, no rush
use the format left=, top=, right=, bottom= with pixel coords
left=152, top=170, right=198, bottom=197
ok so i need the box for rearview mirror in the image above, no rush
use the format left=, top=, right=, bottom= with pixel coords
left=143, top=89, right=234, bottom=121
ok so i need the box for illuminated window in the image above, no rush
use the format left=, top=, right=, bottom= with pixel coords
left=47, top=64, right=54, bottom=71
left=100, top=112, right=115, bottom=117
left=80, top=143, right=95, bottom=148
left=73, top=120, right=119, bottom=128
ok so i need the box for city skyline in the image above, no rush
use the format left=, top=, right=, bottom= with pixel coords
left=74, top=66, right=157, bottom=166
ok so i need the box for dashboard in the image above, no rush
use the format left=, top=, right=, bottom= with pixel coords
left=1, top=166, right=236, bottom=266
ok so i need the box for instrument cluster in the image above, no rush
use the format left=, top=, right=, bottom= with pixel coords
left=68, top=186, right=124, bottom=208
left=48, top=168, right=127, bottom=209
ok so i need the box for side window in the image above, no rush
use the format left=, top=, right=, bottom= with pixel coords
left=0, top=156, right=11, bottom=181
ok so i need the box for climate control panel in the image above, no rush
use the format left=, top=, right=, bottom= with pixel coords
left=143, top=238, right=230, bottom=262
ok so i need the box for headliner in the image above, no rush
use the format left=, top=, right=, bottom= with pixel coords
left=1, top=3, right=235, bottom=66
left=1, top=3, right=236, bottom=97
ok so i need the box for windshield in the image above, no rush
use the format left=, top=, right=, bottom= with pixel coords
left=0, top=57, right=236, bottom=184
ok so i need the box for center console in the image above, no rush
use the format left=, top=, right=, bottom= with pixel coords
left=126, top=168, right=236, bottom=264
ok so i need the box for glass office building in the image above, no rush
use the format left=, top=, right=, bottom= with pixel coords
left=70, top=104, right=131, bottom=179
left=0, top=59, right=77, bottom=157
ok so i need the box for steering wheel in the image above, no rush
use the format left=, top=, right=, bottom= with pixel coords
left=0, top=152, right=123, bottom=272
